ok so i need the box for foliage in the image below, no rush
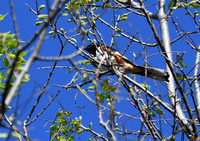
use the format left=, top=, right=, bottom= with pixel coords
left=50, top=111, right=105, bottom=141
left=0, top=14, right=29, bottom=95
left=1, top=0, right=200, bottom=140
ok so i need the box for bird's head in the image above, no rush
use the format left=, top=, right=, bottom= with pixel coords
left=85, top=43, right=99, bottom=56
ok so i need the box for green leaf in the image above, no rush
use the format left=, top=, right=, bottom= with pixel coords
left=177, top=98, right=181, bottom=102
left=179, top=61, right=188, bottom=68
left=58, top=117, right=68, bottom=126
left=172, top=3, right=182, bottom=9
left=116, top=28, right=122, bottom=33
left=80, top=20, right=87, bottom=26
left=141, top=83, right=151, bottom=90
left=154, top=107, right=164, bottom=115
left=111, top=42, right=115, bottom=48
left=97, top=92, right=104, bottom=103
left=15, top=57, right=26, bottom=67
left=19, top=50, right=30, bottom=60
left=119, top=14, right=128, bottom=21
left=37, top=14, right=48, bottom=20
left=0, top=13, right=8, bottom=21
left=65, top=4, right=70, bottom=10
left=22, top=73, right=30, bottom=83
left=101, top=79, right=109, bottom=91
left=104, top=93, right=111, bottom=101
left=11, top=132, right=22, bottom=139
left=69, top=38, right=77, bottom=42
left=50, top=124, right=59, bottom=132
left=56, top=111, right=62, bottom=117
left=92, top=80, right=97, bottom=86
left=56, top=136, right=67, bottom=141
left=194, top=11, right=199, bottom=17
left=169, top=94, right=175, bottom=98
left=71, top=2, right=80, bottom=11
left=81, top=0, right=88, bottom=4
left=61, top=127, right=69, bottom=136
left=5, top=33, right=15, bottom=40
left=49, top=31, right=55, bottom=34
left=3, top=58, right=10, bottom=67
left=150, top=111, right=156, bottom=117
left=115, top=34, right=120, bottom=37
left=56, top=111, right=72, bottom=117
left=62, top=13, right=68, bottom=16
left=189, top=1, right=200, bottom=9
left=7, top=39, right=18, bottom=49
left=34, top=21, right=44, bottom=26
left=102, top=2, right=112, bottom=9
left=0, top=84, right=6, bottom=90
left=91, top=6, right=97, bottom=11
left=80, top=88, right=86, bottom=94
left=8, top=52, right=16, bottom=60
left=80, top=16, right=87, bottom=20
left=38, top=5, right=45, bottom=11
left=89, top=122, right=92, bottom=129
left=107, top=102, right=111, bottom=108
left=94, top=15, right=99, bottom=21
left=67, top=19, right=72, bottom=22
left=68, top=135, right=75, bottom=140
left=113, top=128, right=119, bottom=131
left=94, top=0, right=101, bottom=2
left=177, top=74, right=187, bottom=81
left=88, top=85, right=96, bottom=89
left=176, top=54, right=183, bottom=61
left=168, top=0, right=174, bottom=9
left=62, top=111, right=72, bottom=116
left=0, top=72, right=5, bottom=84
left=0, top=133, right=8, bottom=138
left=108, top=86, right=117, bottom=93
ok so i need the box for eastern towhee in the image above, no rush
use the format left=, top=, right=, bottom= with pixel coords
left=85, top=43, right=169, bottom=82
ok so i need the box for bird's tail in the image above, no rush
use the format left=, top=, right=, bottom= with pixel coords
left=135, top=66, right=169, bottom=82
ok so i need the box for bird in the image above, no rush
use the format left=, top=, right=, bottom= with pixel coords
left=85, top=43, right=169, bottom=82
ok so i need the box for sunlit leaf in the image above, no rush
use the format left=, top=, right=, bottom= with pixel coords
left=62, top=13, right=68, bottom=16
left=22, top=73, right=30, bottom=83
left=62, top=111, right=72, bottom=116
left=0, top=13, right=8, bottom=21
left=37, top=14, right=48, bottom=20
left=50, top=124, right=59, bottom=132
left=88, top=85, right=96, bottom=89
left=49, top=31, right=55, bottom=34
left=141, top=83, right=151, bottom=90
left=58, top=117, right=68, bottom=126
left=34, top=21, right=44, bottom=26
left=0, top=133, right=7, bottom=138
left=8, top=52, right=16, bottom=60
left=189, top=1, right=200, bottom=9
left=69, top=38, right=77, bottom=42
left=119, top=14, right=128, bottom=21
left=38, top=5, right=46, bottom=11
left=56, top=136, right=67, bottom=141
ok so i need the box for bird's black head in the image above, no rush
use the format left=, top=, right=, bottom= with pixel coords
left=85, top=43, right=99, bottom=56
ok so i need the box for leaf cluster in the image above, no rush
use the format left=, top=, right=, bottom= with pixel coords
left=0, top=14, right=29, bottom=95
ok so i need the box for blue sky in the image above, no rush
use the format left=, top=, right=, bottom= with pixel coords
left=1, top=0, right=200, bottom=140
